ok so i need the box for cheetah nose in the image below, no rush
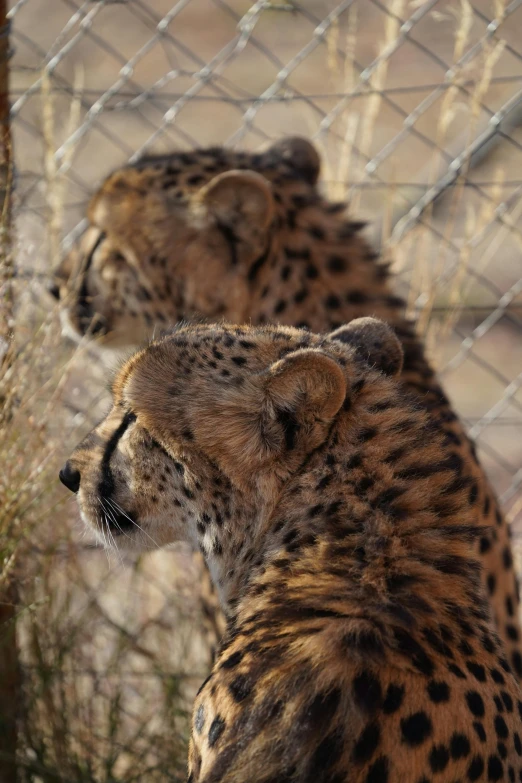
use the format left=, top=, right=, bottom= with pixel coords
left=48, top=281, right=61, bottom=300
left=59, top=461, right=81, bottom=494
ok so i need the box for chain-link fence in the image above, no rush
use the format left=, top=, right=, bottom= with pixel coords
left=5, top=0, right=522, bottom=779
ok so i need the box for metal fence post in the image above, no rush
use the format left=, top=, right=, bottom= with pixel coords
left=0, top=1, right=18, bottom=780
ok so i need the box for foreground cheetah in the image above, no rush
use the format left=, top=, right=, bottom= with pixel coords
left=60, top=319, right=522, bottom=782
left=53, top=137, right=521, bottom=676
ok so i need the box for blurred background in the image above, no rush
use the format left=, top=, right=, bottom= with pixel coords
left=2, top=0, right=522, bottom=779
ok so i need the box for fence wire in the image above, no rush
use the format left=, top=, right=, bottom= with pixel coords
left=6, top=0, right=522, bottom=778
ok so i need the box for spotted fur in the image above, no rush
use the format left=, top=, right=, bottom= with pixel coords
left=61, top=320, right=522, bottom=783
left=54, top=137, right=521, bottom=677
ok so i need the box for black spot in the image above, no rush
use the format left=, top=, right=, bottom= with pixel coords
left=466, top=691, right=485, bottom=718
left=494, top=715, right=508, bottom=739
left=423, top=627, right=454, bottom=658
left=284, top=246, right=310, bottom=261
left=283, top=529, right=298, bottom=546
left=460, top=640, right=474, bottom=657
left=487, top=755, right=503, bottom=781
left=352, top=671, right=382, bottom=712
left=467, top=756, right=485, bottom=781
left=327, top=255, right=347, bottom=274
left=466, top=661, right=487, bottom=682
left=346, top=290, right=369, bottom=305
left=393, top=628, right=434, bottom=677
left=355, top=476, right=374, bottom=495
left=229, top=675, right=252, bottom=703
left=400, top=711, right=432, bottom=746
left=231, top=356, right=247, bottom=366
left=482, top=635, right=496, bottom=654
left=503, top=546, right=513, bottom=569
left=356, top=426, right=378, bottom=443
left=490, top=668, right=505, bottom=685
left=316, top=474, right=333, bottom=491
left=473, top=722, right=486, bottom=743
left=427, top=680, right=450, bottom=703
left=274, top=299, right=287, bottom=315
left=514, top=732, right=521, bottom=755
left=506, top=596, right=515, bottom=617
left=352, top=722, right=380, bottom=763
left=304, top=688, right=342, bottom=730
left=501, top=691, right=513, bottom=712
left=306, top=264, right=318, bottom=279
left=309, top=225, right=325, bottom=240
left=307, top=731, right=343, bottom=780
left=382, top=683, right=404, bottom=714
left=221, top=650, right=243, bottom=670
left=208, top=715, right=225, bottom=747
left=512, top=651, right=522, bottom=678
left=365, top=756, right=389, bottom=783
left=450, top=732, right=471, bottom=759
left=480, top=536, right=492, bottom=554
left=325, top=294, right=341, bottom=310
left=343, top=629, right=384, bottom=658
left=429, top=744, right=449, bottom=773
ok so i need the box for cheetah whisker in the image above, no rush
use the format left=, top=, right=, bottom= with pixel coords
left=100, top=497, right=134, bottom=554
left=99, top=501, right=126, bottom=567
left=104, top=496, right=161, bottom=549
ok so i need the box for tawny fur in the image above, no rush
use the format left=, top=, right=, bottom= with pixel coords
left=62, top=320, right=522, bottom=783
left=54, top=137, right=522, bottom=678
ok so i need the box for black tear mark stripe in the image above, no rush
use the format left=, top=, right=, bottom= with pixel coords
left=85, top=230, right=107, bottom=274
left=76, top=230, right=107, bottom=328
left=98, top=411, right=137, bottom=499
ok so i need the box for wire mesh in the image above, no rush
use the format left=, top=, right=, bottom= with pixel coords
left=6, top=0, right=522, bottom=778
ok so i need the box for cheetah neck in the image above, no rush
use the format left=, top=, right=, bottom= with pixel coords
left=247, top=203, right=436, bottom=397
left=199, top=370, right=486, bottom=630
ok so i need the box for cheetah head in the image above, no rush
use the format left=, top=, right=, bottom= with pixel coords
left=59, top=318, right=402, bottom=556
left=52, top=138, right=320, bottom=348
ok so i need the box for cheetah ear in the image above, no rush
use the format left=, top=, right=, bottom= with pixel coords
left=266, top=349, right=347, bottom=430
left=197, top=170, right=274, bottom=233
left=266, top=137, right=321, bottom=185
left=329, top=317, right=403, bottom=378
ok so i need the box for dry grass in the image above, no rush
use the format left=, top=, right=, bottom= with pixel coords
left=0, top=279, right=208, bottom=780
left=0, top=78, right=209, bottom=782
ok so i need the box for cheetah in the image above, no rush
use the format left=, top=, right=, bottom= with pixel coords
left=60, top=318, right=522, bottom=783
left=53, top=136, right=522, bottom=677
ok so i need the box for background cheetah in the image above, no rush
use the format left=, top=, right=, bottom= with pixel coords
left=60, top=319, right=522, bottom=783
left=54, top=137, right=522, bottom=677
